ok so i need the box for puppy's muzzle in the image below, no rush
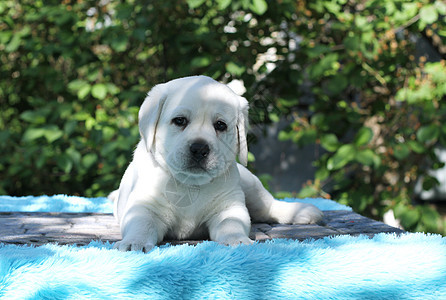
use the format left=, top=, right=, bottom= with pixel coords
left=190, top=141, right=210, bottom=162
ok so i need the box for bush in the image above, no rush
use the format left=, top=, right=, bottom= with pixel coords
left=241, top=0, right=446, bottom=234
left=0, top=0, right=445, bottom=233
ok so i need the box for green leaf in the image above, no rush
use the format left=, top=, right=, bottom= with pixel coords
left=416, top=125, right=439, bottom=144
left=43, top=126, right=64, bottom=143
left=402, top=3, right=418, bottom=18
left=68, top=79, right=88, bottom=91
left=57, top=154, right=73, bottom=173
left=327, top=144, right=356, bottom=170
left=422, top=176, right=439, bottom=191
left=106, top=83, right=120, bottom=95
left=315, top=167, right=329, bottom=181
left=250, top=0, right=268, bottom=15
left=297, top=185, right=319, bottom=198
left=306, top=45, right=330, bottom=59
left=22, top=128, right=45, bottom=142
left=77, top=85, right=91, bottom=99
left=68, top=79, right=91, bottom=99
left=217, top=0, right=231, bottom=10
left=91, top=84, right=107, bottom=100
left=355, top=15, right=368, bottom=29
left=85, top=117, right=96, bottom=131
left=20, top=111, right=46, bottom=124
left=102, top=126, right=115, bottom=140
left=111, top=37, right=128, bottom=52
left=82, top=153, right=98, bottom=169
left=420, top=205, right=441, bottom=232
left=225, top=62, right=246, bottom=76
left=36, top=153, right=46, bottom=169
left=87, top=69, right=100, bottom=82
left=343, top=35, right=361, bottom=51
left=435, top=1, right=446, bottom=15
left=65, top=147, right=81, bottom=165
left=278, top=131, right=291, bottom=141
left=0, top=31, right=12, bottom=45
left=400, top=208, right=420, bottom=228
left=407, top=140, right=426, bottom=154
left=320, top=134, right=339, bottom=152
left=325, top=75, right=348, bottom=95
left=354, top=127, right=373, bottom=146
left=309, top=53, right=339, bottom=79
left=269, top=112, right=279, bottom=123
left=5, top=35, right=21, bottom=52
left=187, top=0, right=206, bottom=9
left=393, top=143, right=410, bottom=160
left=372, top=154, right=381, bottom=168
left=355, top=149, right=375, bottom=166
left=324, top=1, right=341, bottom=14
left=310, top=113, right=325, bottom=127
left=295, top=128, right=317, bottom=145
left=191, top=56, right=211, bottom=68
left=420, top=5, right=438, bottom=24
left=277, top=97, right=299, bottom=108
left=100, top=141, right=118, bottom=156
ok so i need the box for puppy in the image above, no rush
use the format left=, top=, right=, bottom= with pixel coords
left=113, top=76, right=323, bottom=252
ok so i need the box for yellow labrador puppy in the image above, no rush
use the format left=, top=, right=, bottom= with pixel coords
left=113, top=76, right=323, bottom=252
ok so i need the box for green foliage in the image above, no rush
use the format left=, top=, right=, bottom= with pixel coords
left=251, top=0, right=446, bottom=235
left=1, top=0, right=445, bottom=234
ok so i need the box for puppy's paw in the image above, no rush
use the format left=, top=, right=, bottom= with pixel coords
left=114, top=239, right=155, bottom=253
left=290, top=203, right=324, bottom=225
left=216, top=234, right=254, bottom=246
left=269, top=201, right=324, bottom=225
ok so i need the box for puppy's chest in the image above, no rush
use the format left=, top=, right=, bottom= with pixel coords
left=167, top=217, right=205, bottom=240
left=165, top=200, right=214, bottom=240
left=163, top=183, right=202, bottom=208
left=162, top=182, right=222, bottom=239
left=162, top=180, right=217, bottom=215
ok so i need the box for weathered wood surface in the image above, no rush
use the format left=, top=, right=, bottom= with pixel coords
left=0, top=210, right=404, bottom=246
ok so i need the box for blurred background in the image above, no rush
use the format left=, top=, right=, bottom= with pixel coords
left=1, top=0, right=445, bottom=234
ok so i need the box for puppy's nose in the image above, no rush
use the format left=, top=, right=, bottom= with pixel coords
left=190, top=142, right=210, bottom=161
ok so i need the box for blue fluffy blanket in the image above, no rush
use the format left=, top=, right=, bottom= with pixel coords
left=0, top=195, right=445, bottom=299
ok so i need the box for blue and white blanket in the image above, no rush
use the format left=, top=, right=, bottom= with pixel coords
left=0, top=195, right=444, bottom=299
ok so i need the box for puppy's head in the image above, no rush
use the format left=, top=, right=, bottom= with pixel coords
left=139, top=76, right=248, bottom=185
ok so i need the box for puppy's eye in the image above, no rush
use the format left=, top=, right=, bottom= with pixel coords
left=172, top=117, right=188, bottom=127
left=214, top=120, right=227, bottom=132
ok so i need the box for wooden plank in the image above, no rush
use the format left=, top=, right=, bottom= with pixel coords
left=0, top=211, right=404, bottom=247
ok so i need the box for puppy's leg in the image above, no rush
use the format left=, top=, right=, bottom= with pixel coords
left=207, top=202, right=253, bottom=246
left=237, top=164, right=324, bottom=224
left=114, top=204, right=165, bottom=252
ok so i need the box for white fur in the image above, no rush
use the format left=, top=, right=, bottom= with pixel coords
left=112, top=76, right=323, bottom=252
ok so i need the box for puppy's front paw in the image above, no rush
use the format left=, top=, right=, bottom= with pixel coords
left=290, top=203, right=324, bottom=225
left=216, top=234, right=254, bottom=246
left=114, top=239, right=155, bottom=253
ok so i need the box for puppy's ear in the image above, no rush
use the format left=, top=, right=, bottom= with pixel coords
left=139, top=83, right=168, bottom=153
left=236, top=97, right=249, bottom=166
